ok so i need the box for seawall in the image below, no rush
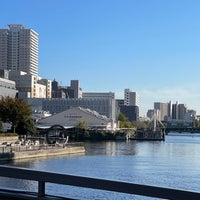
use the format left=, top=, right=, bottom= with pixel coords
left=0, top=144, right=85, bottom=162
left=0, top=136, right=18, bottom=143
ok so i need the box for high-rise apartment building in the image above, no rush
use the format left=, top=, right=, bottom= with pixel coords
left=124, top=89, right=139, bottom=106
left=0, top=24, right=38, bottom=75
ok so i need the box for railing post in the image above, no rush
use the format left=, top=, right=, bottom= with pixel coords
left=38, top=181, right=45, bottom=197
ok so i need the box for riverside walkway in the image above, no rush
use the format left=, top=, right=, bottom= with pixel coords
left=0, top=165, right=200, bottom=200
left=0, top=142, right=85, bottom=162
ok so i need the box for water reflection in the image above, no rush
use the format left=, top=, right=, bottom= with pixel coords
left=85, top=141, right=139, bottom=156
left=1, top=135, right=200, bottom=199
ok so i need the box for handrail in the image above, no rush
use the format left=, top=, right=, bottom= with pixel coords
left=0, top=165, right=200, bottom=199
left=0, top=142, right=84, bottom=154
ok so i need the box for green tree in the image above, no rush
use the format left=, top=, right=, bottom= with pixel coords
left=132, top=121, right=148, bottom=129
left=0, top=97, right=32, bottom=133
left=16, top=118, right=37, bottom=136
left=118, top=113, right=134, bottom=128
left=118, top=113, right=128, bottom=122
left=195, top=119, right=200, bottom=128
left=75, top=119, right=89, bottom=130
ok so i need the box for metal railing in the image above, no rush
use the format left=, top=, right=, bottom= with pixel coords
left=0, top=165, right=200, bottom=199
left=0, top=142, right=84, bottom=154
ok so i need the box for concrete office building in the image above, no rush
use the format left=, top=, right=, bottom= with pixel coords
left=0, top=24, right=38, bottom=76
left=124, top=89, right=139, bottom=106
left=116, top=99, right=124, bottom=107
left=0, top=78, right=17, bottom=98
left=172, top=101, right=179, bottom=120
left=0, top=70, right=17, bottom=98
left=171, top=102, right=188, bottom=120
left=120, top=105, right=139, bottom=122
left=27, top=97, right=116, bottom=121
left=70, top=80, right=82, bottom=98
left=178, top=104, right=187, bottom=120
left=117, top=89, right=140, bottom=121
left=83, top=92, right=115, bottom=99
left=52, top=80, right=82, bottom=99
left=153, top=101, right=193, bottom=122
left=154, top=102, right=170, bottom=121
left=37, top=78, right=52, bottom=99
left=82, top=92, right=116, bottom=119
left=9, top=71, right=51, bottom=99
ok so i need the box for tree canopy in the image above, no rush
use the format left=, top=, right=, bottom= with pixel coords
left=118, top=113, right=133, bottom=128
left=75, top=119, right=89, bottom=130
left=0, top=97, right=32, bottom=133
left=16, top=118, right=37, bottom=135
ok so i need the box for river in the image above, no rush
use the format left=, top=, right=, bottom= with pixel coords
left=1, top=133, right=200, bottom=199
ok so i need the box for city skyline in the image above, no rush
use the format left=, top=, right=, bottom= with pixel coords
left=1, top=0, right=200, bottom=116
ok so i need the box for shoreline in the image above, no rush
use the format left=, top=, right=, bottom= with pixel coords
left=0, top=143, right=85, bottom=162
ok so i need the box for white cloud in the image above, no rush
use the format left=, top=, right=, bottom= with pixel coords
left=139, top=84, right=200, bottom=116
left=114, top=83, right=200, bottom=116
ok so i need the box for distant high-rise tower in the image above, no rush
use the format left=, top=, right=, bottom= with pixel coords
left=124, top=89, right=139, bottom=106
left=154, top=102, right=170, bottom=121
left=0, top=24, right=38, bottom=75
left=172, top=101, right=179, bottom=120
left=70, top=80, right=82, bottom=98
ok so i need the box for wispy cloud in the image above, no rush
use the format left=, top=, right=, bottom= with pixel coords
left=114, top=83, right=200, bottom=116
left=139, top=83, right=200, bottom=115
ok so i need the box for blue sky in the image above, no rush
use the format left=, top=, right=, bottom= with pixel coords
left=1, top=0, right=200, bottom=116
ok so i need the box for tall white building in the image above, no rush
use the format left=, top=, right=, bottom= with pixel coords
left=124, top=89, right=139, bottom=106
left=0, top=24, right=38, bottom=76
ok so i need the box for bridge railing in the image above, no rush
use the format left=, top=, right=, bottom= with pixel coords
left=0, top=165, right=200, bottom=199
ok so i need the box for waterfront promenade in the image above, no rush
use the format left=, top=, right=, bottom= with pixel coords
left=0, top=142, right=85, bottom=162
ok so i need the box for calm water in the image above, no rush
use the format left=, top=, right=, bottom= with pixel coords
left=1, top=133, right=200, bottom=199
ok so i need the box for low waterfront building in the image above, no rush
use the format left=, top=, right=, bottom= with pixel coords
left=31, top=110, right=52, bottom=123
left=37, top=107, right=117, bottom=130
left=27, top=96, right=116, bottom=121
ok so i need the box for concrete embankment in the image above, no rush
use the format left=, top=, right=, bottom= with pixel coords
left=0, top=144, right=85, bottom=162
left=0, top=136, right=18, bottom=144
